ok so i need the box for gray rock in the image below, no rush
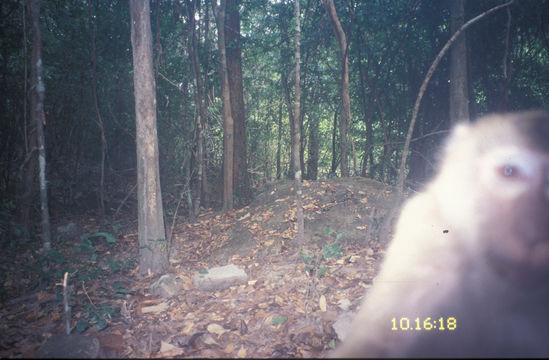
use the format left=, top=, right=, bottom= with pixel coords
left=192, top=263, right=248, bottom=291
left=56, top=221, right=85, bottom=241
left=150, top=274, right=182, bottom=298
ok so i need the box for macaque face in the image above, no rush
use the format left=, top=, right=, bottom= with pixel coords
left=477, top=144, right=549, bottom=282
left=333, top=111, right=549, bottom=358
left=433, top=112, right=549, bottom=281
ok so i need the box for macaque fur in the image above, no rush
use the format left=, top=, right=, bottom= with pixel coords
left=334, top=111, right=549, bottom=358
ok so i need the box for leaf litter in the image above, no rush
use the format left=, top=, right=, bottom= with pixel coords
left=0, top=177, right=399, bottom=357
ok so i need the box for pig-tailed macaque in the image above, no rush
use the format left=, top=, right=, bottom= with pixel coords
left=334, top=111, right=549, bottom=358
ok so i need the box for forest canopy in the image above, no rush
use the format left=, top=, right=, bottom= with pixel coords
left=1, top=0, right=548, bottom=224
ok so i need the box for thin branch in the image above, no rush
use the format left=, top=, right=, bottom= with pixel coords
left=396, top=0, right=514, bottom=195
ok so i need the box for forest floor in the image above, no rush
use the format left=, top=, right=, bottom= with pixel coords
left=0, top=177, right=402, bottom=358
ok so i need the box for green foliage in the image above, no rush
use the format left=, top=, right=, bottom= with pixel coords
left=323, top=227, right=346, bottom=241
left=272, top=316, right=287, bottom=325
left=81, top=302, right=119, bottom=331
left=81, top=232, right=118, bottom=248
left=300, top=248, right=314, bottom=265
left=100, top=284, right=133, bottom=299
left=2, top=0, right=548, bottom=214
left=300, top=242, right=343, bottom=278
left=75, top=319, right=90, bottom=333
left=322, top=243, right=343, bottom=259
left=48, top=249, right=67, bottom=264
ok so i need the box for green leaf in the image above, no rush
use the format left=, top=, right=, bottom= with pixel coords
left=323, top=243, right=343, bottom=259
left=75, top=319, right=89, bottom=333
left=272, top=316, right=287, bottom=325
left=95, top=318, right=108, bottom=331
left=90, top=232, right=117, bottom=244
left=318, top=266, right=329, bottom=277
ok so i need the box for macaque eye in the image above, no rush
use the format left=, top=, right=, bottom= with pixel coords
left=499, top=165, right=520, bottom=178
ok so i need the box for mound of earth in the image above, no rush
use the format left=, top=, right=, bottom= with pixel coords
left=202, top=177, right=400, bottom=263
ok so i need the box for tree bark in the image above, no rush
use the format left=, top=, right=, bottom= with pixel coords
left=322, top=0, right=351, bottom=177
left=449, top=0, right=470, bottom=123
left=330, top=109, right=338, bottom=175
left=87, top=0, right=106, bottom=220
left=306, top=112, right=319, bottom=180
left=281, top=71, right=295, bottom=178
left=293, top=0, right=304, bottom=245
left=28, top=0, right=52, bottom=254
left=185, top=0, right=205, bottom=215
left=356, top=33, right=374, bottom=177
left=212, top=0, right=234, bottom=211
left=276, top=97, right=283, bottom=179
left=226, top=0, right=250, bottom=205
left=129, top=0, right=169, bottom=276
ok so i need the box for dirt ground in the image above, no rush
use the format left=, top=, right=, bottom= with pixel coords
left=0, top=177, right=403, bottom=358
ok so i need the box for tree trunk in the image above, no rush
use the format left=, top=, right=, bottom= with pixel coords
left=212, top=0, right=234, bottom=211
left=226, top=0, right=250, bottom=206
left=129, top=0, right=169, bottom=276
left=28, top=0, right=52, bottom=254
left=306, top=114, right=319, bottom=180
left=201, top=0, right=210, bottom=206
left=293, top=0, right=304, bottom=245
left=185, top=0, right=205, bottom=215
left=322, top=0, right=351, bottom=177
left=87, top=0, right=106, bottom=220
left=396, top=0, right=512, bottom=196
left=356, top=33, right=374, bottom=177
left=449, top=0, right=470, bottom=123
left=281, top=72, right=295, bottom=178
left=276, top=97, right=283, bottom=179
left=330, top=109, right=338, bottom=176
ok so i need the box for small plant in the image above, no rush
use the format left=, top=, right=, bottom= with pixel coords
left=322, top=243, right=343, bottom=259
left=80, top=232, right=118, bottom=249
left=324, top=227, right=346, bottom=241
left=300, top=243, right=344, bottom=278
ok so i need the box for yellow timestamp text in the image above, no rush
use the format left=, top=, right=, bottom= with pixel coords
left=391, top=317, right=457, bottom=331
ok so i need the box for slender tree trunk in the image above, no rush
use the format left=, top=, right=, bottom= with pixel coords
left=212, top=0, right=234, bottom=211
left=306, top=111, right=319, bottom=180
left=276, top=97, right=283, bottom=179
left=449, top=0, right=470, bottom=123
left=293, top=0, right=304, bottom=245
left=322, top=0, right=351, bottom=177
left=200, top=2, right=210, bottom=205
left=87, top=0, right=106, bottom=220
left=381, top=0, right=515, bottom=245
left=497, top=6, right=512, bottom=111
left=396, top=0, right=513, bottom=196
left=18, top=1, right=33, bottom=234
left=264, top=111, right=271, bottom=180
left=281, top=72, right=295, bottom=178
left=356, top=34, right=374, bottom=177
left=185, top=0, right=205, bottom=215
left=129, top=0, right=169, bottom=276
left=330, top=109, right=338, bottom=175
left=226, top=0, right=250, bottom=205
left=28, top=0, right=51, bottom=254
left=19, top=130, right=37, bottom=234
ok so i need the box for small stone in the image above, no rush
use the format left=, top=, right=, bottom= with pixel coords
left=150, top=274, right=182, bottom=298
left=192, top=264, right=248, bottom=291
